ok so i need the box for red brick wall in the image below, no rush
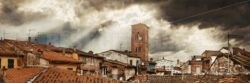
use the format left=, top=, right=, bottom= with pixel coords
left=131, top=24, right=149, bottom=62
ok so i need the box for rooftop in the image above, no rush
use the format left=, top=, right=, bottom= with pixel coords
left=34, top=68, right=124, bottom=83
left=42, top=51, right=81, bottom=64
left=3, top=67, right=44, bottom=83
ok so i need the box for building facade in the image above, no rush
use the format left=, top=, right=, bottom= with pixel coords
left=77, top=51, right=104, bottom=76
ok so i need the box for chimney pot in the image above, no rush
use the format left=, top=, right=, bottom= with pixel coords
left=48, top=42, right=52, bottom=46
left=88, top=51, right=94, bottom=55
left=150, top=58, right=153, bottom=61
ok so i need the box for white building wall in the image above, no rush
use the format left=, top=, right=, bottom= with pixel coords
left=39, top=58, right=49, bottom=67
left=127, top=57, right=140, bottom=66
left=98, top=51, right=128, bottom=64
left=156, top=60, right=174, bottom=71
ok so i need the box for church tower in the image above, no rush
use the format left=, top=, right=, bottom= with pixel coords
left=131, top=23, right=149, bottom=61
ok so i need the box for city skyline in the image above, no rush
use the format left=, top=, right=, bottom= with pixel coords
left=0, top=0, right=249, bottom=61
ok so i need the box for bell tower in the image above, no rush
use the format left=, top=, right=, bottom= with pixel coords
left=131, top=23, right=149, bottom=61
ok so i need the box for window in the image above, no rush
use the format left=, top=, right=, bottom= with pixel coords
left=130, top=60, right=133, bottom=65
left=137, top=32, right=143, bottom=41
left=80, top=57, right=87, bottom=63
left=8, top=59, right=14, bottom=68
left=136, top=47, right=141, bottom=53
left=103, top=67, right=108, bottom=75
left=136, top=60, right=139, bottom=65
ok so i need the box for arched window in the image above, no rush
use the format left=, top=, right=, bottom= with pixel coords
left=137, top=32, right=143, bottom=41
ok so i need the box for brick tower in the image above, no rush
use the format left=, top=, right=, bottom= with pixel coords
left=131, top=23, right=149, bottom=61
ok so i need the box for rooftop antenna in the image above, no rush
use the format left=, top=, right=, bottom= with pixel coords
left=3, top=30, right=6, bottom=39
left=58, top=34, right=61, bottom=46
left=227, top=32, right=232, bottom=75
left=227, top=31, right=243, bottom=75
left=45, top=35, right=48, bottom=44
left=15, top=33, right=18, bottom=40
left=28, top=29, right=34, bottom=42
left=120, top=43, right=123, bottom=50
left=3, top=32, right=9, bottom=40
left=29, top=29, right=35, bottom=37
left=139, top=7, right=143, bottom=23
left=35, top=32, right=40, bottom=43
left=0, top=29, right=2, bottom=40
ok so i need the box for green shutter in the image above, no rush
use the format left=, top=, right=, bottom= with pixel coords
left=8, top=59, right=14, bottom=68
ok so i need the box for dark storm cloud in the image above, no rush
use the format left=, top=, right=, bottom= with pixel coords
left=1, top=0, right=249, bottom=53
left=160, top=0, right=250, bottom=29
left=0, top=0, right=46, bottom=26
left=0, top=0, right=23, bottom=25
left=149, top=31, right=180, bottom=53
left=34, top=23, right=77, bottom=45
left=148, top=0, right=250, bottom=50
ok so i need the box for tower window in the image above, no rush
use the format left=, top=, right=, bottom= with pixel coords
left=136, top=47, right=141, bottom=53
left=137, top=32, right=143, bottom=41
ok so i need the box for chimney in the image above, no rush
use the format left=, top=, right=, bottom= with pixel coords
left=28, top=37, right=31, bottom=42
left=163, top=66, right=166, bottom=70
left=177, top=59, right=180, bottom=65
left=150, top=58, right=153, bottom=61
left=48, top=42, right=52, bottom=46
left=34, top=38, right=38, bottom=43
left=124, top=50, right=130, bottom=55
left=38, top=49, right=43, bottom=54
left=62, top=48, right=65, bottom=55
left=73, top=46, right=77, bottom=52
left=88, top=51, right=94, bottom=55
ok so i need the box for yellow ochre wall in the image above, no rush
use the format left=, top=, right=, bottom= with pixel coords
left=0, top=57, right=18, bottom=69
left=50, top=63, right=78, bottom=71
left=64, top=53, right=79, bottom=60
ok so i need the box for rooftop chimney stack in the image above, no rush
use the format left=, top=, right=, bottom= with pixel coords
left=28, top=37, right=31, bottom=42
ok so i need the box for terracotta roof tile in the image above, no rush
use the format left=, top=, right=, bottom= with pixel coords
left=202, top=50, right=222, bottom=57
left=42, top=51, right=81, bottom=63
left=77, top=50, right=104, bottom=59
left=0, top=40, right=25, bottom=56
left=34, top=68, right=125, bottom=83
left=3, top=67, right=44, bottom=83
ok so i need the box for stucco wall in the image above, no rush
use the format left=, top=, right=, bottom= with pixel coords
left=39, top=58, right=49, bottom=67
left=128, top=57, right=140, bottom=66
left=0, top=57, right=19, bottom=69
left=50, top=63, right=78, bottom=71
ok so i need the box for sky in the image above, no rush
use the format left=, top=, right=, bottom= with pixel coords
left=0, top=0, right=249, bottom=61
